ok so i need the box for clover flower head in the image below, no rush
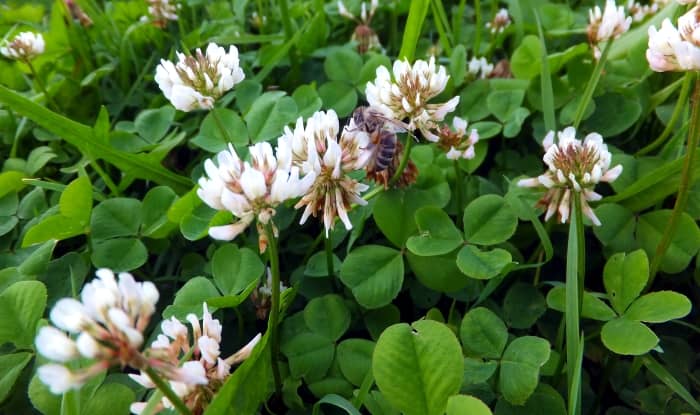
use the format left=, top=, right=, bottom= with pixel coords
left=145, top=0, right=180, bottom=28
left=155, top=43, right=245, bottom=111
left=337, top=0, right=381, bottom=53
left=366, top=57, right=459, bottom=142
left=197, top=141, right=315, bottom=250
left=0, top=32, right=45, bottom=61
left=130, top=303, right=261, bottom=414
left=438, top=117, right=480, bottom=161
left=517, top=127, right=622, bottom=226
left=588, top=0, right=632, bottom=58
left=486, top=8, right=511, bottom=34
left=626, top=0, right=658, bottom=22
left=647, top=17, right=700, bottom=71
left=276, top=110, right=369, bottom=236
left=35, top=269, right=160, bottom=394
left=468, top=56, right=494, bottom=79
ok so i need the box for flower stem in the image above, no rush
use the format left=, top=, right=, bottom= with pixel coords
left=637, top=72, right=693, bottom=156
left=25, top=60, right=61, bottom=113
left=90, top=160, right=120, bottom=196
left=565, top=194, right=584, bottom=415
left=454, top=160, right=464, bottom=229
left=388, top=137, right=414, bottom=186
left=144, top=367, right=192, bottom=415
left=324, top=235, right=335, bottom=278
left=210, top=109, right=234, bottom=145
left=648, top=75, right=700, bottom=287
left=264, top=224, right=283, bottom=398
left=572, top=40, right=613, bottom=129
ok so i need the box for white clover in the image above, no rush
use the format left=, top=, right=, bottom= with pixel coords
left=518, top=127, right=622, bottom=226
left=365, top=57, right=459, bottom=142
left=337, top=0, right=381, bottom=53
left=647, top=16, right=700, bottom=71
left=468, top=56, right=494, bottom=79
left=0, top=32, right=44, bottom=61
left=155, top=43, right=245, bottom=112
left=146, top=0, right=180, bottom=28
left=37, top=364, right=84, bottom=395
left=277, top=110, right=369, bottom=236
left=626, top=0, right=659, bottom=22
left=486, top=9, right=512, bottom=34
left=35, top=327, right=79, bottom=362
left=197, top=142, right=315, bottom=249
left=439, top=117, right=480, bottom=161
left=588, top=0, right=632, bottom=58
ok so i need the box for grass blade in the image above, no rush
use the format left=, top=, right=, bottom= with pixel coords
left=565, top=196, right=583, bottom=415
left=642, top=355, right=700, bottom=412
left=398, top=0, right=430, bottom=61
left=535, top=12, right=556, bottom=132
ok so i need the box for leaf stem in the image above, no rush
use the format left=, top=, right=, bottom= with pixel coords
left=637, top=72, right=693, bottom=156
left=264, top=223, right=283, bottom=398
left=324, top=235, right=335, bottom=278
left=90, top=160, right=120, bottom=196
left=648, top=75, right=700, bottom=286
left=454, top=160, right=464, bottom=229
left=210, top=108, right=234, bottom=145
left=572, top=40, right=613, bottom=129
left=25, top=60, right=61, bottom=113
left=388, top=137, right=414, bottom=186
left=144, top=366, right=192, bottom=415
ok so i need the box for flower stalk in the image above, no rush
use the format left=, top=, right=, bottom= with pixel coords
left=648, top=74, right=700, bottom=286
left=144, top=367, right=192, bottom=415
left=264, top=223, right=283, bottom=398
left=388, top=137, right=414, bottom=186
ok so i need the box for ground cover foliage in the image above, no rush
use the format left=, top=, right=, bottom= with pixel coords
left=1, top=0, right=700, bottom=414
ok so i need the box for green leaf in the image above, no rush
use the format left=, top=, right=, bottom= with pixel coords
left=592, top=204, right=636, bottom=252
left=0, top=171, right=26, bottom=198
left=0, top=281, right=47, bottom=348
left=163, top=277, right=220, bottom=320
left=487, top=90, right=526, bottom=123
left=510, top=35, right=542, bottom=80
left=449, top=45, right=467, bottom=88
left=90, top=238, right=147, bottom=272
left=90, top=198, right=142, bottom=240
left=29, top=374, right=61, bottom=415
left=460, top=307, right=508, bottom=359
left=134, top=106, right=175, bottom=143
left=456, top=245, right=512, bottom=280
left=463, top=357, right=499, bottom=384
left=0, top=352, right=32, bottom=402
left=641, top=355, right=700, bottom=413
left=499, top=336, right=551, bottom=405
left=336, top=339, right=375, bottom=387
left=463, top=195, right=518, bottom=245
left=545, top=287, right=617, bottom=321
left=406, top=249, right=471, bottom=293
left=211, top=244, right=264, bottom=295
left=281, top=331, right=335, bottom=381
left=141, top=186, right=178, bottom=238
left=244, top=91, right=298, bottom=143
left=503, top=283, right=546, bottom=329
left=582, top=93, right=641, bottom=137
left=22, top=215, right=85, bottom=247
left=304, top=294, right=351, bottom=341
left=624, top=291, right=691, bottom=323
left=446, top=395, right=493, bottom=415
left=304, top=251, right=342, bottom=278
left=319, top=81, right=358, bottom=118
left=18, top=240, right=56, bottom=277
left=373, top=189, right=436, bottom=248
left=339, top=245, right=404, bottom=309
left=59, top=176, right=92, bottom=225
left=312, top=394, right=362, bottom=415
left=193, top=109, right=249, bottom=152
left=325, top=48, right=363, bottom=83
left=494, top=384, right=567, bottom=415
left=364, top=305, right=401, bottom=340
left=603, top=250, right=649, bottom=315
left=601, top=317, right=659, bottom=355
left=293, top=84, right=323, bottom=119
left=373, top=320, right=464, bottom=415
left=636, top=210, right=700, bottom=274
left=81, top=382, right=134, bottom=415
left=407, top=206, right=463, bottom=256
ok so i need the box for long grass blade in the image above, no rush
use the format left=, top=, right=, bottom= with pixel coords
left=535, top=12, right=556, bottom=132
left=398, top=0, right=430, bottom=60
left=642, top=355, right=700, bottom=412
left=565, top=196, right=582, bottom=415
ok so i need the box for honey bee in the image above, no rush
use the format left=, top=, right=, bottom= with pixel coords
left=349, top=106, right=409, bottom=174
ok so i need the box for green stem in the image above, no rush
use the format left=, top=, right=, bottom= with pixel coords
left=90, top=160, right=120, bottom=196
left=454, top=0, right=466, bottom=42
left=473, top=0, right=482, bottom=54
left=388, top=137, right=414, bottom=186
left=454, top=161, right=464, bottom=229
left=324, top=235, right=334, bottom=278
left=265, top=224, right=283, bottom=398
left=637, top=72, right=693, bottom=156
left=25, top=60, right=61, bottom=113
left=572, top=40, right=613, bottom=129
left=60, top=389, right=80, bottom=415
left=362, top=185, right=385, bottom=202
left=211, top=109, right=234, bottom=144
left=648, top=75, right=700, bottom=287
left=144, top=367, right=192, bottom=415
left=565, top=194, right=584, bottom=413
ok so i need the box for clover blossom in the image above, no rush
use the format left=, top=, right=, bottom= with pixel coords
left=155, top=43, right=244, bottom=111
left=518, top=127, right=622, bottom=226
left=251, top=268, right=289, bottom=319
left=145, top=0, right=180, bottom=28
left=438, top=117, right=480, bottom=161
left=365, top=57, right=459, bottom=142
left=587, top=0, right=632, bottom=58
left=486, top=9, right=512, bottom=34
left=1, top=32, right=45, bottom=61
left=35, top=269, right=159, bottom=394
left=277, top=110, right=369, bottom=236
left=468, top=56, right=495, bottom=79
left=338, top=0, right=381, bottom=53
left=647, top=11, right=700, bottom=71
left=130, top=304, right=261, bottom=414
left=626, top=0, right=658, bottom=22
left=197, top=142, right=315, bottom=250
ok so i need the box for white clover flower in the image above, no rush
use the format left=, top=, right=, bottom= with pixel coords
left=146, top=0, right=180, bottom=28
left=36, top=269, right=160, bottom=395
left=647, top=17, right=700, bottom=71
left=486, top=8, right=512, bottom=34
left=0, top=32, right=45, bottom=61
left=277, top=110, right=370, bottom=236
left=131, top=303, right=261, bottom=414
left=626, top=0, right=659, bottom=22
left=518, top=127, right=622, bottom=226
left=337, top=0, right=381, bottom=53
left=439, top=117, right=480, bottom=161
left=155, top=43, right=245, bottom=112
left=197, top=142, right=315, bottom=249
left=365, top=57, right=459, bottom=142
left=588, top=0, right=632, bottom=58
left=467, top=56, right=494, bottom=79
